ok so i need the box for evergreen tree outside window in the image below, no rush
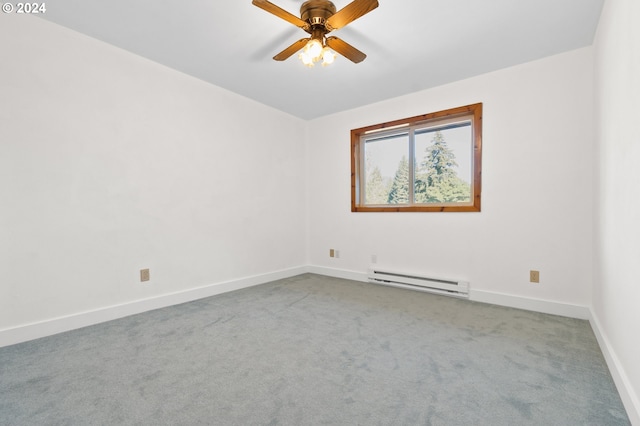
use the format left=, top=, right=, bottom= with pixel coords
left=388, top=156, right=410, bottom=204
left=351, top=103, right=482, bottom=212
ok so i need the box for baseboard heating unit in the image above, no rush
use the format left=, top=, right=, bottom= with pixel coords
left=367, top=269, right=469, bottom=298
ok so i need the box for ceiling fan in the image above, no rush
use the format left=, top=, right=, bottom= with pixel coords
left=252, top=0, right=379, bottom=66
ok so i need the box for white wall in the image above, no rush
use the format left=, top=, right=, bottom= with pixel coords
left=0, top=16, right=307, bottom=330
left=593, top=0, right=640, bottom=422
left=307, top=47, right=595, bottom=309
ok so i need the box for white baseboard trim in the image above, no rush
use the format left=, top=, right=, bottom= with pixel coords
left=307, top=265, right=590, bottom=319
left=470, top=289, right=591, bottom=319
left=588, top=309, right=640, bottom=425
left=304, top=265, right=368, bottom=282
left=1, top=265, right=589, bottom=349
left=0, top=266, right=307, bottom=348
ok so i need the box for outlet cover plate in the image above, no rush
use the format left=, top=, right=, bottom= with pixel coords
left=530, top=270, right=540, bottom=283
left=140, top=269, right=150, bottom=282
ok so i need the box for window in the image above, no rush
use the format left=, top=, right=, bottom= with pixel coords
left=351, top=103, right=482, bottom=212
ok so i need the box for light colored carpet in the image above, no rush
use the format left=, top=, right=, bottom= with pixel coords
left=0, top=273, right=630, bottom=425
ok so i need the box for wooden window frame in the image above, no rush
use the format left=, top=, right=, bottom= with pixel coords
left=351, top=103, right=482, bottom=212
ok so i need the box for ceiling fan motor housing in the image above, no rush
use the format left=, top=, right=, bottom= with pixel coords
left=301, top=0, right=336, bottom=27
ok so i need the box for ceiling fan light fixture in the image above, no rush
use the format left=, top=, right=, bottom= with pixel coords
left=304, top=38, right=323, bottom=60
left=321, top=47, right=336, bottom=66
left=299, top=50, right=315, bottom=67
left=298, top=38, right=335, bottom=67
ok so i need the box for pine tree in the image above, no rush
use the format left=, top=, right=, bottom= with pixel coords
left=423, top=131, right=458, bottom=185
left=415, top=131, right=470, bottom=203
left=387, top=156, right=410, bottom=204
left=365, top=165, right=390, bottom=204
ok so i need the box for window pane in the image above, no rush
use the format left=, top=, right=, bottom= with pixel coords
left=414, top=123, right=472, bottom=204
left=364, top=133, right=409, bottom=205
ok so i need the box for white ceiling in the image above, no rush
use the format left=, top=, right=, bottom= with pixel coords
left=38, top=0, right=604, bottom=120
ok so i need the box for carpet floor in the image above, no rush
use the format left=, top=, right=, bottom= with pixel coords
left=0, top=273, right=631, bottom=425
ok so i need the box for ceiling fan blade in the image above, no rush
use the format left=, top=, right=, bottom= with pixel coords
left=252, top=0, right=310, bottom=30
left=326, top=36, right=366, bottom=63
left=325, top=0, right=379, bottom=31
left=274, top=38, right=310, bottom=61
